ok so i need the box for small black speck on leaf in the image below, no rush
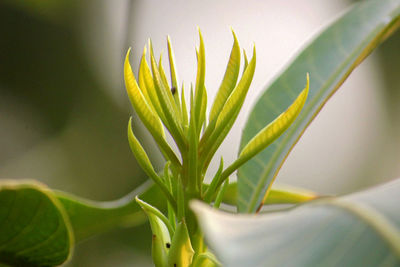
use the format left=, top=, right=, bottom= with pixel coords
left=171, top=87, right=177, bottom=95
left=166, top=242, right=171, bottom=248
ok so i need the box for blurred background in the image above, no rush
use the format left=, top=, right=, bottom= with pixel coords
left=0, top=0, right=399, bottom=266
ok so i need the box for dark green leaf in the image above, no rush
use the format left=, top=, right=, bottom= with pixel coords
left=0, top=179, right=166, bottom=266
left=0, top=181, right=73, bottom=266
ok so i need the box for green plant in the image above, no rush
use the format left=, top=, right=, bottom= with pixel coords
left=0, top=0, right=399, bottom=266
left=123, top=28, right=308, bottom=266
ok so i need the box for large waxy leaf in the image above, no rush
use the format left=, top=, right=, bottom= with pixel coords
left=238, top=0, right=400, bottom=212
left=193, top=178, right=400, bottom=267
left=0, top=179, right=165, bottom=266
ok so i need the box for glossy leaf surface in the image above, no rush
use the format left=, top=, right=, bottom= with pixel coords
left=193, top=178, right=400, bottom=267
left=238, top=0, right=400, bottom=212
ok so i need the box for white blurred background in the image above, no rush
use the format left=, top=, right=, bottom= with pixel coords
left=80, top=0, right=400, bottom=194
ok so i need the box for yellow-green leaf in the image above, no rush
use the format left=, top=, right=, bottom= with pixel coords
left=167, top=35, right=179, bottom=89
left=125, top=50, right=180, bottom=166
left=194, top=29, right=206, bottom=131
left=200, top=46, right=256, bottom=169
left=209, top=29, right=241, bottom=124
left=149, top=43, right=186, bottom=149
left=128, top=118, right=177, bottom=208
left=239, top=74, right=309, bottom=161
left=167, top=221, right=194, bottom=267
left=159, top=53, right=182, bottom=121
left=125, top=48, right=165, bottom=140
left=139, top=46, right=167, bottom=123
left=136, top=197, right=171, bottom=267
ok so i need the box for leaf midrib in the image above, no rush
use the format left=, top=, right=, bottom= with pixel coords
left=243, top=13, right=400, bottom=213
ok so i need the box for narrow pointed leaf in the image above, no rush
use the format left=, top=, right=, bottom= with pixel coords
left=167, top=35, right=179, bottom=87
left=125, top=50, right=180, bottom=166
left=138, top=47, right=157, bottom=113
left=149, top=44, right=186, bottom=149
left=125, top=49, right=165, bottom=139
left=186, top=88, right=200, bottom=194
left=128, top=119, right=177, bottom=209
left=139, top=47, right=167, bottom=124
left=194, top=29, right=206, bottom=131
left=238, top=0, right=400, bottom=212
left=158, top=53, right=182, bottom=120
left=136, top=197, right=171, bottom=267
left=193, top=178, right=400, bottom=267
left=240, top=76, right=308, bottom=160
left=200, top=47, right=256, bottom=169
left=220, top=76, right=309, bottom=181
left=181, top=83, right=189, bottom=128
left=199, top=85, right=208, bottom=133
left=242, top=49, right=248, bottom=75
left=136, top=197, right=174, bottom=237
left=167, top=221, right=194, bottom=267
left=209, top=30, right=241, bottom=124
left=214, top=46, right=256, bottom=132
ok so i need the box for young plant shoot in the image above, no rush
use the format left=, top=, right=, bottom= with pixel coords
left=124, top=29, right=309, bottom=267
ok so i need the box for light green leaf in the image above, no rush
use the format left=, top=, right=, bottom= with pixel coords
left=200, top=46, right=256, bottom=171
left=125, top=50, right=180, bottom=167
left=238, top=0, right=400, bottom=212
left=209, top=29, right=241, bottom=125
left=193, top=178, right=400, bottom=267
left=0, top=181, right=73, bottom=266
left=128, top=118, right=177, bottom=209
left=158, top=53, right=182, bottom=123
left=167, top=221, right=194, bottom=267
left=138, top=46, right=158, bottom=114
left=149, top=43, right=186, bottom=150
left=192, top=251, right=221, bottom=267
left=136, top=198, right=171, bottom=267
left=187, top=106, right=200, bottom=194
left=204, top=181, right=318, bottom=207
left=239, top=75, right=308, bottom=161
left=214, top=77, right=308, bottom=191
left=167, top=36, right=179, bottom=89
left=125, top=49, right=164, bottom=139
left=181, top=83, right=189, bottom=128
left=136, top=197, right=174, bottom=237
left=242, top=49, right=248, bottom=75
left=167, top=36, right=182, bottom=111
left=194, top=29, right=207, bottom=131
left=139, top=46, right=168, bottom=125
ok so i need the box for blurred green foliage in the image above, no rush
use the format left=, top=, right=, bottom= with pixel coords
left=0, top=1, right=153, bottom=266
